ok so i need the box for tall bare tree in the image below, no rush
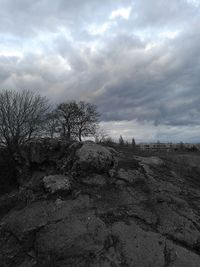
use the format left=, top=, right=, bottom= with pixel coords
left=56, top=101, right=99, bottom=141
left=0, top=90, right=49, bottom=156
left=56, top=101, right=79, bottom=140
left=45, top=110, right=60, bottom=139
left=75, top=101, right=99, bottom=141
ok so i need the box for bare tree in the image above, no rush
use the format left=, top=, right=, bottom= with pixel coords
left=0, top=90, right=49, bottom=156
left=103, top=136, right=116, bottom=146
left=56, top=101, right=99, bottom=141
left=45, top=110, right=60, bottom=138
left=75, top=101, right=99, bottom=141
left=56, top=101, right=79, bottom=140
left=94, top=127, right=108, bottom=143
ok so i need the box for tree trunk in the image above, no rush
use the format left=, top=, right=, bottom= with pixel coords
left=79, top=132, right=82, bottom=142
left=67, top=126, right=71, bottom=141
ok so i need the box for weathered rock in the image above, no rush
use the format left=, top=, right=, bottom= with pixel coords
left=0, top=229, right=27, bottom=267
left=19, top=258, right=37, bottom=267
left=111, top=221, right=165, bottom=266
left=81, top=174, right=107, bottom=186
left=117, top=168, right=146, bottom=184
left=46, top=195, right=93, bottom=222
left=36, top=213, right=108, bottom=264
left=156, top=202, right=200, bottom=247
left=0, top=194, right=95, bottom=266
left=1, top=146, right=200, bottom=266
left=72, top=142, right=118, bottom=176
left=43, top=174, right=71, bottom=194
left=2, top=202, right=48, bottom=250
left=164, top=239, right=200, bottom=267
left=137, top=156, right=164, bottom=166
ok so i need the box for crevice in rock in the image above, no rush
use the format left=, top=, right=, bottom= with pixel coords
left=163, top=234, right=200, bottom=256
left=98, top=207, right=200, bottom=258
left=163, top=240, right=177, bottom=267
left=129, top=212, right=200, bottom=256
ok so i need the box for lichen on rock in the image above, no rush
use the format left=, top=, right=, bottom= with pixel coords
left=43, top=174, right=71, bottom=194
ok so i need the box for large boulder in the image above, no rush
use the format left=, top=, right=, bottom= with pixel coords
left=72, top=142, right=118, bottom=176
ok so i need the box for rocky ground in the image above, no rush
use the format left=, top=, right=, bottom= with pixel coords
left=0, top=141, right=200, bottom=266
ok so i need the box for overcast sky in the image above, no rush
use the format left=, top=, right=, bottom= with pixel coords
left=0, top=0, right=200, bottom=142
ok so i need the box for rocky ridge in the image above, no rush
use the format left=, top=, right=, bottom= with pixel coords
left=0, top=141, right=200, bottom=266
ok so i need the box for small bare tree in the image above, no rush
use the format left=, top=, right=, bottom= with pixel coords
left=0, top=90, right=49, bottom=157
left=94, top=127, right=108, bottom=143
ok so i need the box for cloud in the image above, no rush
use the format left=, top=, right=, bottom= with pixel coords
left=132, top=0, right=199, bottom=28
left=109, top=6, right=132, bottom=20
left=101, top=120, right=200, bottom=143
left=0, top=0, right=131, bottom=37
left=0, top=0, right=199, bottom=141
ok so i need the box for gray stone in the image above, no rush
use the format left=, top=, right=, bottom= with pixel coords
left=82, top=174, right=107, bottom=186
left=43, top=174, right=71, bottom=193
left=36, top=213, right=108, bottom=262
left=111, top=221, right=165, bottom=267
left=1, top=146, right=200, bottom=266
left=156, top=202, right=200, bottom=247
left=164, top=240, right=200, bottom=267
left=117, top=168, right=145, bottom=183
left=137, top=156, right=164, bottom=166
left=73, top=142, right=118, bottom=175
left=3, top=202, right=48, bottom=245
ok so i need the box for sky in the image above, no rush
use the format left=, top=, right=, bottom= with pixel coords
left=0, top=0, right=200, bottom=143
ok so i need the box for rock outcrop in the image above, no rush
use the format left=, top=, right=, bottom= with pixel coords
left=1, top=142, right=200, bottom=266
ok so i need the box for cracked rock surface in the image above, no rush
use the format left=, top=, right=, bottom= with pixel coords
left=1, top=143, right=200, bottom=266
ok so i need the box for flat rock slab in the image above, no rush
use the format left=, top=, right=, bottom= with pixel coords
left=111, top=221, right=165, bottom=267
left=36, top=213, right=108, bottom=263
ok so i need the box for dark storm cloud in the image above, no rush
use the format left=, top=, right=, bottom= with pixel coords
left=88, top=22, right=200, bottom=126
left=0, top=0, right=200, bottom=141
